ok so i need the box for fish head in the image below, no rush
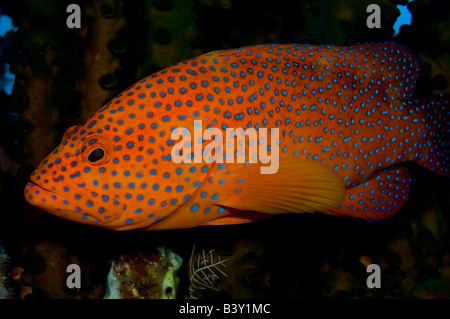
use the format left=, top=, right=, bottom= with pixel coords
left=24, top=111, right=180, bottom=230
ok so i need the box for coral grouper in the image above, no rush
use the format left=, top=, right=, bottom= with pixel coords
left=24, top=43, right=450, bottom=230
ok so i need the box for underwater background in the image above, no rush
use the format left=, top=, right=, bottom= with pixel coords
left=0, top=0, right=449, bottom=299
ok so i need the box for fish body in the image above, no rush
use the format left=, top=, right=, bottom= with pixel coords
left=24, top=43, right=450, bottom=230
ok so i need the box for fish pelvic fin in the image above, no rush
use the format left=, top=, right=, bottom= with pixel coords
left=202, top=212, right=273, bottom=226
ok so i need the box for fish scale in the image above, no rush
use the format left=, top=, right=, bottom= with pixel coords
left=24, top=43, right=450, bottom=230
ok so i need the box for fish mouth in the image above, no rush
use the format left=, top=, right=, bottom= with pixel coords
left=24, top=181, right=101, bottom=225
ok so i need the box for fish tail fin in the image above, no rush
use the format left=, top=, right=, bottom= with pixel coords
left=411, top=93, right=450, bottom=177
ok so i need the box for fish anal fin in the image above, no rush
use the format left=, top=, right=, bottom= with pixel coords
left=324, top=166, right=411, bottom=221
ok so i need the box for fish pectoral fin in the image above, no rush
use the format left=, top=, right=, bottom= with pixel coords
left=215, top=158, right=346, bottom=214
left=324, top=166, right=412, bottom=221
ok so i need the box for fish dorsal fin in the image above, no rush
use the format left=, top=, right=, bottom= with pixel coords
left=205, top=43, right=420, bottom=102
left=338, top=43, right=420, bottom=101
left=212, top=158, right=346, bottom=214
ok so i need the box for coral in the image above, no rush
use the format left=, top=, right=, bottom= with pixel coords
left=135, top=0, right=199, bottom=78
left=9, top=266, right=32, bottom=299
left=0, top=245, right=11, bottom=299
left=104, top=247, right=182, bottom=299
left=0, top=240, right=31, bottom=299
left=3, top=0, right=130, bottom=172
left=1, top=0, right=202, bottom=175
left=19, top=236, right=80, bottom=298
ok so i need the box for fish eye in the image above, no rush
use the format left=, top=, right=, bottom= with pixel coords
left=81, top=135, right=113, bottom=166
left=88, top=147, right=105, bottom=163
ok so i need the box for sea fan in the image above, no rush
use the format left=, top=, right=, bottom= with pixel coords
left=188, top=244, right=229, bottom=298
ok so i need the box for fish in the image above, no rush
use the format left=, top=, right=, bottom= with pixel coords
left=24, top=42, right=450, bottom=231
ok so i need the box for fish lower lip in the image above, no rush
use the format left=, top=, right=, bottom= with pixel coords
left=25, top=181, right=72, bottom=210
left=26, top=181, right=61, bottom=199
left=29, top=180, right=53, bottom=194
left=24, top=182, right=100, bottom=224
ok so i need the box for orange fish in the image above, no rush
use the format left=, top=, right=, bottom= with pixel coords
left=24, top=43, right=449, bottom=230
